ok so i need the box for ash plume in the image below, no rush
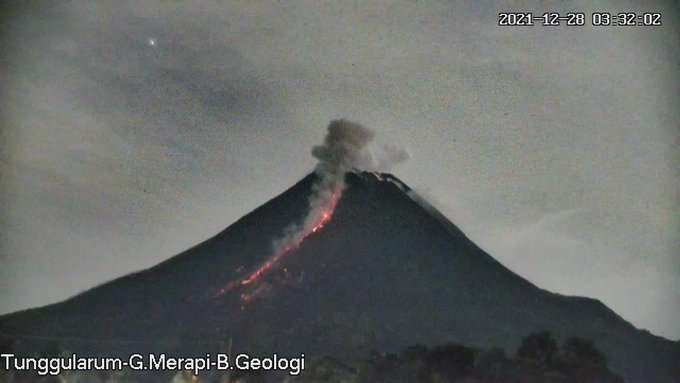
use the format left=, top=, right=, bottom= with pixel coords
left=311, top=119, right=375, bottom=192
left=273, top=119, right=405, bottom=253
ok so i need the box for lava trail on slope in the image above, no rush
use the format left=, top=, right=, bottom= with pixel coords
left=212, top=184, right=342, bottom=303
left=212, top=120, right=373, bottom=304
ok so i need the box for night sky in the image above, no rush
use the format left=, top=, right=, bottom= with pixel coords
left=1, top=0, right=678, bottom=339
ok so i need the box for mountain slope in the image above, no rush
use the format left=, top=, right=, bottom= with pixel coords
left=1, top=171, right=678, bottom=382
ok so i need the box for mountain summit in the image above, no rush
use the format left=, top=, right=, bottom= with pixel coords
left=1, top=171, right=678, bottom=382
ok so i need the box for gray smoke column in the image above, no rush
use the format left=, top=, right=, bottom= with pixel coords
left=311, top=119, right=375, bottom=190
left=272, top=120, right=376, bottom=252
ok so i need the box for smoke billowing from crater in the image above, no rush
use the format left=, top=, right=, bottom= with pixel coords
left=272, top=120, right=372, bottom=252
left=312, top=119, right=376, bottom=180
left=273, top=119, right=407, bottom=253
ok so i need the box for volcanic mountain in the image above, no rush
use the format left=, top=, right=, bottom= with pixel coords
left=1, top=171, right=678, bottom=382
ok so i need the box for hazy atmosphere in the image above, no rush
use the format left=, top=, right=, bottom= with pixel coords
left=1, top=0, right=678, bottom=340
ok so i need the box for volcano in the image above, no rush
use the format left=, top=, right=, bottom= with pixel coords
left=1, top=171, right=678, bottom=382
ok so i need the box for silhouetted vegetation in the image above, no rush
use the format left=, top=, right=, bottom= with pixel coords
left=561, top=336, right=607, bottom=367
left=516, top=331, right=558, bottom=365
left=293, top=331, right=624, bottom=383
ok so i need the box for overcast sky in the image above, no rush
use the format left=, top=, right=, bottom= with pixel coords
left=1, top=0, right=678, bottom=339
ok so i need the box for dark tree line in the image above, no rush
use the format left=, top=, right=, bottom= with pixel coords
left=293, top=331, right=623, bottom=383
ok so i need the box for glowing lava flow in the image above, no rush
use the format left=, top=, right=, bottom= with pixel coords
left=213, top=188, right=342, bottom=303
